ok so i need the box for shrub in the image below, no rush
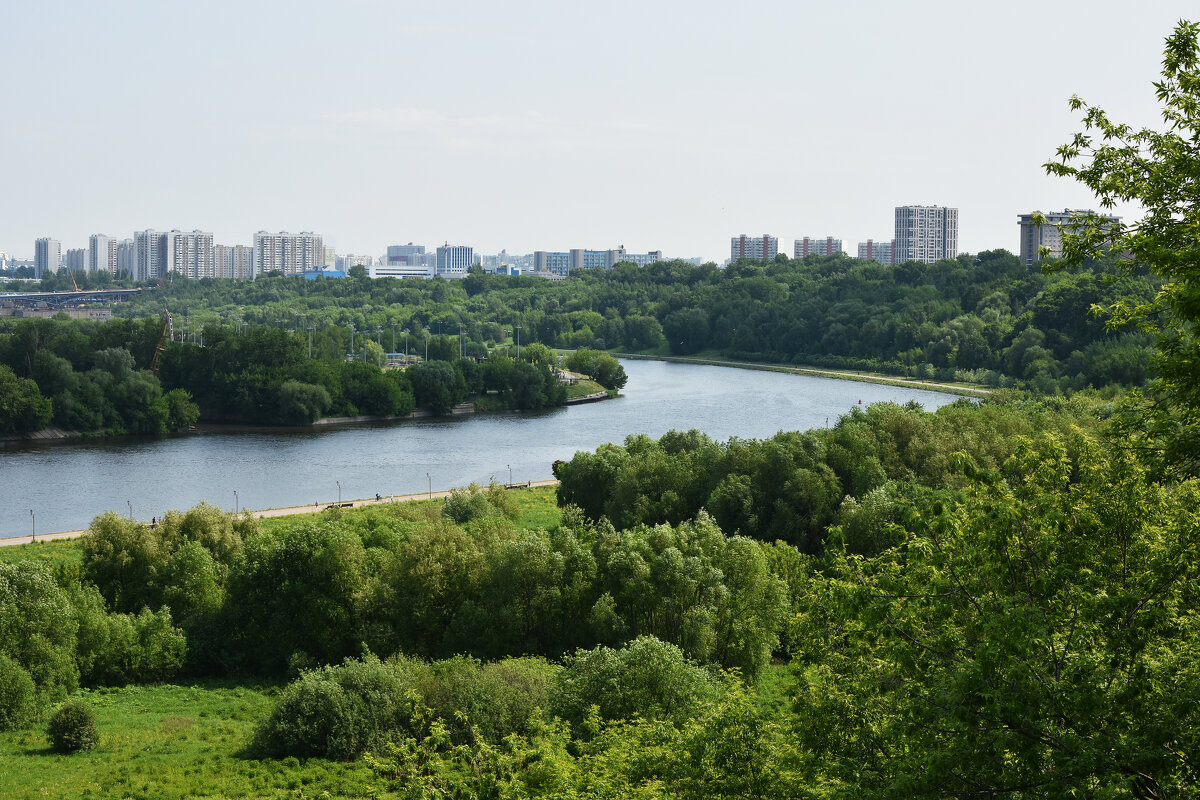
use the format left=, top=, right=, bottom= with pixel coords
left=441, top=482, right=519, bottom=525
left=253, top=655, right=417, bottom=760
left=0, top=654, right=38, bottom=730
left=551, top=636, right=726, bottom=735
left=72, top=585, right=187, bottom=687
left=46, top=699, right=99, bottom=753
left=415, top=655, right=558, bottom=743
left=442, top=484, right=492, bottom=524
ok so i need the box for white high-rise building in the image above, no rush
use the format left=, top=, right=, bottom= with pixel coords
left=134, top=230, right=161, bottom=280
left=435, top=245, right=474, bottom=278
left=88, top=234, right=118, bottom=273
left=794, top=237, right=843, bottom=258
left=215, top=244, right=255, bottom=279
left=857, top=239, right=894, bottom=264
left=34, top=237, right=60, bottom=277
left=132, top=230, right=215, bottom=280
left=893, top=205, right=958, bottom=264
left=730, top=234, right=778, bottom=262
left=163, top=230, right=214, bottom=279
left=253, top=231, right=324, bottom=275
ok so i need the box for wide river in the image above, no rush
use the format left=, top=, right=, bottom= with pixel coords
left=1, top=360, right=961, bottom=538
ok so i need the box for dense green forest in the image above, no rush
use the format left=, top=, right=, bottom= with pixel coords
left=7, top=244, right=1157, bottom=396
left=0, top=316, right=606, bottom=432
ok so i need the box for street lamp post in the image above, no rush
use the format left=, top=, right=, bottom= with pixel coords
left=403, top=329, right=410, bottom=360
left=234, top=490, right=239, bottom=514
left=336, top=480, right=342, bottom=504
left=507, top=464, right=512, bottom=486
left=127, top=500, right=133, bottom=520
left=515, top=324, right=522, bottom=359
left=29, top=509, right=35, bottom=543
left=427, top=473, right=432, bottom=500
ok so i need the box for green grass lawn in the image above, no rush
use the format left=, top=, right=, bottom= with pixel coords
left=0, top=682, right=383, bottom=800
left=564, top=378, right=606, bottom=400
left=509, top=484, right=562, bottom=529
left=0, top=538, right=83, bottom=570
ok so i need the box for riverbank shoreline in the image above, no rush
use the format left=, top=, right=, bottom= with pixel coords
left=612, top=353, right=991, bottom=397
left=0, top=479, right=562, bottom=546
left=1, top=389, right=612, bottom=443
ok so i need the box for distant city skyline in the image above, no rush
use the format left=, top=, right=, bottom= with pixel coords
left=1, top=2, right=1194, bottom=264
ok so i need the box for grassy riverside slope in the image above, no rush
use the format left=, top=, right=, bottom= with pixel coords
left=0, top=488, right=565, bottom=800
left=0, top=682, right=381, bottom=800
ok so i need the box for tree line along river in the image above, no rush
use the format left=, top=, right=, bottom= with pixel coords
left=0, top=359, right=961, bottom=539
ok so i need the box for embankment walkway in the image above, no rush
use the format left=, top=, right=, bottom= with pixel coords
left=0, top=479, right=561, bottom=548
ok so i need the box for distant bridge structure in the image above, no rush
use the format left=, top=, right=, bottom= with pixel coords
left=0, top=288, right=143, bottom=309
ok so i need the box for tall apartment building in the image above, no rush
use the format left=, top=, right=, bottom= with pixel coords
left=88, top=234, right=118, bottom=273
left=34, top=237, right=60, bottom=278
left=161, top=230, right=214, bottom=279
left=1017, top=208, right=1121, bottom=267
left=435, top=245, right=474, bottom=278
left=214, top=244, right=255, bottom=279
left=893, top=205, right=958, bottom=264
left=133, top=230, right=160, bottom=281
left=116, top=239, right=135, bottom=276
left=253, top=231, right=324, bottom=275
left=794, top=237, right=843, bottom=258
left=730, top=234, right=778, bottom=262
left=65, top=248, right=87, bottom=273
left=130, top=229, right=215, bottom=280
left=857, top=239, right=894, bottom=264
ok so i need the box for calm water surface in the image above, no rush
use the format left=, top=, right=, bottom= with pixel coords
left=1, top=360, right=961, bottom=537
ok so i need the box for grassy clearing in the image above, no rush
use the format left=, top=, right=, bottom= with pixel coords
left=508, top=484, right=562, bottom=530
left=0, top=538, right=83, bottom=570
left=565, top=378, right=606, bottom=399
left=0, top=682, right=382, bottom=800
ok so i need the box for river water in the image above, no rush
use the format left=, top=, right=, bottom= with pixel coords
left=0, top=360, right=961, bottom=538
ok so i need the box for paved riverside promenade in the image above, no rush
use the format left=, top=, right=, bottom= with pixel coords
left=0, top=479, right=560, bottom=547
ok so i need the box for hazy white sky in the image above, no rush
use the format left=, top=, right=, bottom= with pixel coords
left=1, top=1, right=1194, bottom=263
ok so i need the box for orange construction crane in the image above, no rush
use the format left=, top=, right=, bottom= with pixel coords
left=150, top=310, right=173, bottom=375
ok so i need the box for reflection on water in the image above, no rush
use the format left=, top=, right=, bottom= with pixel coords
left=1, top=360, right=961, bottom=537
